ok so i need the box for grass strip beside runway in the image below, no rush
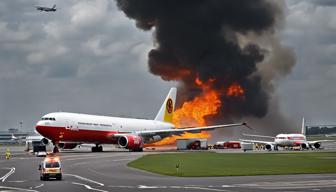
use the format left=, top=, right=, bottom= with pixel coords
left=128, top=152, right=336, bottom=177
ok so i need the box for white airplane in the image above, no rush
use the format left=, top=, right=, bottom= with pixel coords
left=240, top=118, right=332, bottom=151
left=36, top=88, right=247, bottom=152
left=11, top=133, right=18, bottom=140
left=11, top=133, right=28, bottom=141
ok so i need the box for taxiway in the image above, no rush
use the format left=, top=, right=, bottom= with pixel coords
left=0, top=146, right=335, bottom=192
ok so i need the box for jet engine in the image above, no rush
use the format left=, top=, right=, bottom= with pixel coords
left=41, top=138, right=49, bottom=145
left=118, top=135, right=143, bottom=151
left=313, top=142, right=321, bottom=149
left=265, top=144, right=274, bottom=151
left=58, top=142, right=78, bottom=149
left=300, top=143, right=309, bottom=149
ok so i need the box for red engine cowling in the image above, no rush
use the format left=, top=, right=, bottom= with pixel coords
left=58, top=143, right=78, bottom=149
left=118, top=135, right=143, bottom=151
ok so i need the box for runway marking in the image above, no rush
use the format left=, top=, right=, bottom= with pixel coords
left=7, top=180, right=26, bottom=183
left=0, top=167, right=15, bottom=182
left=64, top=173, right=104, bottom=186
left=72, top=182, right=108, bottom=192
left=108, top=185, right=135, bottom=188
left=34, top=184, right=44, bottom=189
left=233, top=180, right=336, bottom=189
left=184, top=186, right=229, bottom=191
left=0, top=185, right=39, bottom=192
left=138, top=185, right=161, bottom=189
left=110, top=185, right=229, bottom=191
left=221, top=185, right=233, bottom=188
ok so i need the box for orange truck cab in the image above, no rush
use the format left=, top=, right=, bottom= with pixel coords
left=39, top=156, right=62, bottom=180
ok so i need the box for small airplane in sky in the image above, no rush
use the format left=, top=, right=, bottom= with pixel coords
left=35, top=4, right=57, bottom=12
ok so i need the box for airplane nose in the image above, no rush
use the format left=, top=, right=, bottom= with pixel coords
left=35, top=121, right=44, bottom=133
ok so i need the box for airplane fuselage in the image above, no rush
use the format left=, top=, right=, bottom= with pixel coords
left=36, top=112, right=174, bottom=144
left=274, top=133, right=307, bottom=147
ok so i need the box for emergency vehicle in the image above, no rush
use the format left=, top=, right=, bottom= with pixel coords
left=39, top=156, right=62, bottom=180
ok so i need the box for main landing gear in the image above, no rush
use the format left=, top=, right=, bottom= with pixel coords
left=91, top=144, right=103, bottom=152
left=130, top=148, right=143, bottom=152
left=52, top=142, right=59, bottom=153
left=53, top=146, right=59, bottom=153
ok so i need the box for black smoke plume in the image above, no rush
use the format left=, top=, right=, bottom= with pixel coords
left=115, top=0, right=295, bottom=127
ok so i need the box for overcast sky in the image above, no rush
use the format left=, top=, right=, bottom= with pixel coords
left=0, top=0, right=335, bottom=132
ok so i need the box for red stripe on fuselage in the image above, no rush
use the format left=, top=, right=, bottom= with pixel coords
left=293, top=141, right=303, bottom=146
left=36, top=125, right=119, bottom=144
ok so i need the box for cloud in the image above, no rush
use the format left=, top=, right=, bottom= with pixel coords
left=276, top=0, right=336, bottom=125
left=0, top=22, right=31, bottom=42
left=70, top=0, right=109, bottom=28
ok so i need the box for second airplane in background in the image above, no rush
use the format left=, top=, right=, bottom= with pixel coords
left=241, top=118, right=331, bottom=151
left=36, top=88, right=246, bottom=153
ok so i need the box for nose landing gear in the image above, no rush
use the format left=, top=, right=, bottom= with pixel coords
left=52, top=141, right=59, bottom=153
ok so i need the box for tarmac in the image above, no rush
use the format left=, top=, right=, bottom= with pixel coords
left=0, top=145, right=336, bottom=192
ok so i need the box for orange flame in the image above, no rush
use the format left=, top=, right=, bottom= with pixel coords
left=173, top=89, right=221, bottom=127
left=195, top=77, right=203, bottom=86
left=226, top=83, right=245, bottom=98
left=148, top=77, right=221, bottom=146
left=146, top=77, right=245, bottom=147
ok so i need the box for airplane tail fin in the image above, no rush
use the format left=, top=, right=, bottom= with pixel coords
left=52, top=4, right=56, bottom=9
left=154, top=87, right=177, bottom=123
left=301, top=117, right=306, bottom=135
left=11, top=133, right=17, bottom=140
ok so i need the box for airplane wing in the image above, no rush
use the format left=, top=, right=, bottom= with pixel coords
left=141, top=123, right=247, bottom=135
left=240, top=139, right=274, bottom=145
left=242, top=133, right=275, bottom=139
left=307, top=140, right=335, bottom=145
left=113, top=123, right=247, bottom=138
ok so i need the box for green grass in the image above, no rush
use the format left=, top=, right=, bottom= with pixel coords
left=128, top=152, right=336, bottom=177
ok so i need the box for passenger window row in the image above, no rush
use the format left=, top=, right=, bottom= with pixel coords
left=42, top=117, right=56, bottom=121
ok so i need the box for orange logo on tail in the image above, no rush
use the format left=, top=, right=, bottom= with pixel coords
left=166, top=98, right=173, bottom=113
